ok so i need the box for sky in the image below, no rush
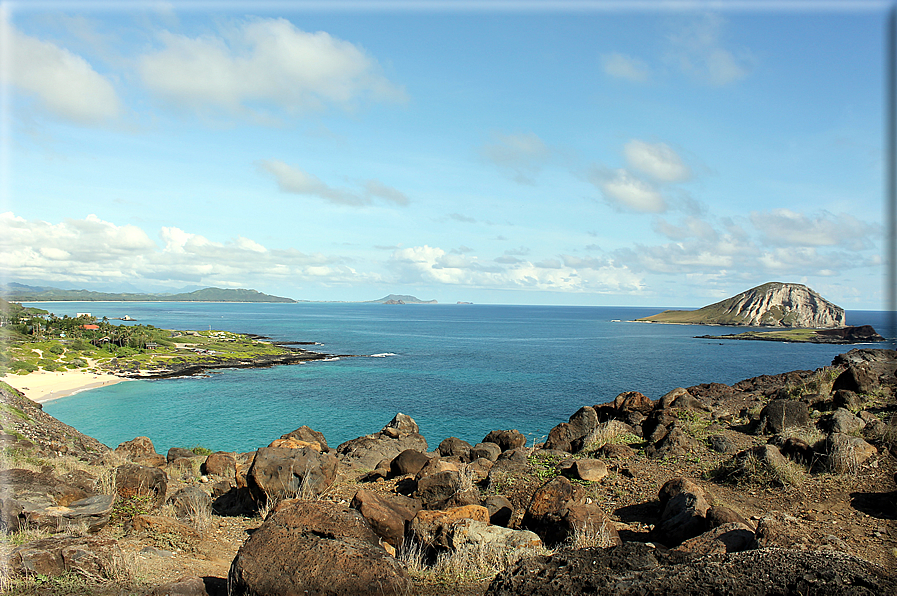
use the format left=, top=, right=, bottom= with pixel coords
left=0, top=1, right=891, bottom=309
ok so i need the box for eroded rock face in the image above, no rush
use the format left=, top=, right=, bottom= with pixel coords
left=351, top=489, right=421, bottom=548
left=228, top=500, right=411, bottom=596
left=485, top=543, right=897, bottom=596
left=115, top=464, right=168, bottom=509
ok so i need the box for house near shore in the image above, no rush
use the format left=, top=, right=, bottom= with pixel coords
left=81, top=324, right=99, bottom=330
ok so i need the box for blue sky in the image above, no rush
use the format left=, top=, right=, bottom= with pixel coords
left=0, top=1, right=889, bottom=309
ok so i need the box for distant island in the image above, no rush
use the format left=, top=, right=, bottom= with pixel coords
left=636, top=282, right=844, bottom=328
left=0, top=283, right=296, bottom=303
left=367, top=294, right=437, bottom=305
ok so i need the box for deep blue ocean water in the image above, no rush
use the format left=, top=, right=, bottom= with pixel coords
left=32, top=302, right=894, bottom=455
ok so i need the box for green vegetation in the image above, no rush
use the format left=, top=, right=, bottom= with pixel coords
left=0, top=301, right=302, bottom=377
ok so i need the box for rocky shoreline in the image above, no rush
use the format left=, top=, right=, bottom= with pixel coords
left=697, top=325, right=887, bottom=345
left=1, top=348, right=895, bottom=595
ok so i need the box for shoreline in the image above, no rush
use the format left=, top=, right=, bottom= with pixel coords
left=1, top=370, right=130, bottom=404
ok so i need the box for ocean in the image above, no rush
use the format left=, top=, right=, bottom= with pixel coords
left=32, top=302, right=895, bottom=455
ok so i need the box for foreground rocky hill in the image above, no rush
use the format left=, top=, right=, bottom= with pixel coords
left=638, top=282, right=846, bottom=327
left=1, top=348, right=895, bottom=595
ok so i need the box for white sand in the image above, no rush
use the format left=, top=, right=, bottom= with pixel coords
left=2, top=369, right=130, bottom=403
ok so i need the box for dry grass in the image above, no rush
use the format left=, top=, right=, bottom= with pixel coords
left=567, top=519, right=618, bottom=549
left=398, top=536, right=549, bottom=585
left=710, top=452, right=807, bottom=488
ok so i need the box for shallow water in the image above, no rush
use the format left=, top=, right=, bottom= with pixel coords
left=37, top=302, right=894, bottom=453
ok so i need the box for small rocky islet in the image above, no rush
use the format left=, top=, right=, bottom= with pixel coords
left=1, top=348, right=896, bottom=596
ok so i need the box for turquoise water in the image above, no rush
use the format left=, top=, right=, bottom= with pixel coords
left=35, top=302, right=894, bottom=454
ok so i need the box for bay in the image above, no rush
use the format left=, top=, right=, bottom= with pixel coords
left=34, top=302, right=894, bottom=454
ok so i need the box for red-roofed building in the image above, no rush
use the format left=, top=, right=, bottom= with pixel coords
left=81, top=324, right=100, bottom=330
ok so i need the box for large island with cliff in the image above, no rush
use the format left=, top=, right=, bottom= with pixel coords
left=1, top=347, right=895, bottom=596
left=637, top=282, right=846, bottom=328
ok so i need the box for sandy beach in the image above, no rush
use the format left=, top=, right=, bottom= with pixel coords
left=2, top=369, right=129, bottom=403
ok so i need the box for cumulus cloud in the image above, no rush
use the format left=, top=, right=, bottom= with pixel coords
left=258, top=160, right=408, bottom=207
left=1, top=19, right=121, bottom=125
left=590, top=167, right=666, bottom=213
left=666, top=13, right=752, bottom=86
left=601, top=52, right=650, bottom=82
left=137, top=17, right=406, bottom=118
left=0, top=213, right=375, bottom=288
left=389, top=245, right=642, bottom=293
left=750, top=209, right=879, bottom=250
left=613, top=208, right=880, bottom=282
left=481, top=131, right=550, bottom=184
left=624, top=140, right=691, bottom=182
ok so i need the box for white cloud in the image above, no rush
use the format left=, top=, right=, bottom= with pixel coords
left=389, top=245, right=642, bottom=293
left=666, top=13, right=752, bottom=86
left=481, top=131, right=550, bottom=184
left=653, top=216, right=718, bottom=242
left=591, top=168, right=666, bottom=213
left=138, top=17, right=406, bottom=118
left=750, top=209, right=879, bottom=249
left=1, top=19, right=121, bottom=124
left=258, top=160, right=408, bottom=207
left=601, top=52, right=650, bottom=82
left=0, top=213, right=375, bottom=289
left=623, top=140, right=691, bottom=182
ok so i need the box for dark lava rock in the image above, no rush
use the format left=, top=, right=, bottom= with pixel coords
left=390, top=449, right=430, bottom=477
left=351, top=489, right=421, bottom=548
left=280, top=425, right=331, bottom=452
left=246, top=446, right=338, bottom=503
left=437, top=436, right=472, bottom=459
left=484, top=542, right=897, bottom=596
left=482, top=429, right=527, bottom=452
left=755, top=399, right=810, bottom=435
left=228, top=499, right=411, bottom=596
left=115, top=464, right=167, bottom=509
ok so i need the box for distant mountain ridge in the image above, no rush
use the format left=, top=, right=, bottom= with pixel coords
left=0, top=284, right=296, bottom=303
left=637, top=282, right=845, bottom=328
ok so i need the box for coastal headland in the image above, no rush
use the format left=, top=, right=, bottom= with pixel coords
left=1, top=347, right=895, bottom=595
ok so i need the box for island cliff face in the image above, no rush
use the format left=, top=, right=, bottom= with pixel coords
left=638, top=282, right=846, bottom=328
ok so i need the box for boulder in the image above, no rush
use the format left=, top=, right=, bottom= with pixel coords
left=130, top=514, right=203, bottom=542
left=25, top=494, right=114, bottom=533
left=544, top=406, right=598, bottom=453
left=707, top=434, right=738, bottom=454
left=336, top=415, right=428, bottom=470
left=228, top=500, right=411, bottom=596
left=561, top=459, right=608, bottom=482
left=351, top=489, right=422, bottom=548
left=280, top=425, right=331, bottom=451
left=437, top=437, right=472, bottom=459
left=415, top=458, right=460, bottom=480
left=267, top=437, right=322, bottom=451
left=115, top=436, right=159, bottom=461
left=832, top=389, right=864, bottom=411
left=821, top=408, right=865, bottom=435
left=614, top=391, right=654, bottom=414
left=0, top=468, right=90, bottom=511
left=469, top=442, right=502, bottom=462
left=115, top=464, right=168, bottom=509
left=9, top=536, right=124, bottom=579
left=832, top=364, right=877, bottom=394
left=659, top=387, right=691, bottom=409
left=756, top=399, right=810, bottom=435
left=414, top=470, right=480, bottom=510
left=564, top=502, right=621, bottom=547
left=642, top=409, right=677, bottom=444
left=483, top=495, right=513, bottom=527
left=390, top=449, right=431, bottom=477
left=201, top=452, right=236, bottom=477
left=246, top=447, right=338, bottom=503
left=673, top=522, right=757, bottom=556
left=649, top=427, right=696, bottom=458
left=655, top=477, right=710, bottom=546
left=706, top=506, right=753, bottom=530
left=167, top=447, right=195, bottom=463
left=824, top=433, right=877, bottom=474
left=407, top=505, right=490, bottom=549
left=521, top=476, right=578, bottom=545
left=598, top=443, right=635, bottom=459
left=485, top=543, right=897, bottom=596
left=482, top=429, right=527, bottom=452
left=167, top=486, right=211, bottom=520
left=446, top=518, right=542, bottom=551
